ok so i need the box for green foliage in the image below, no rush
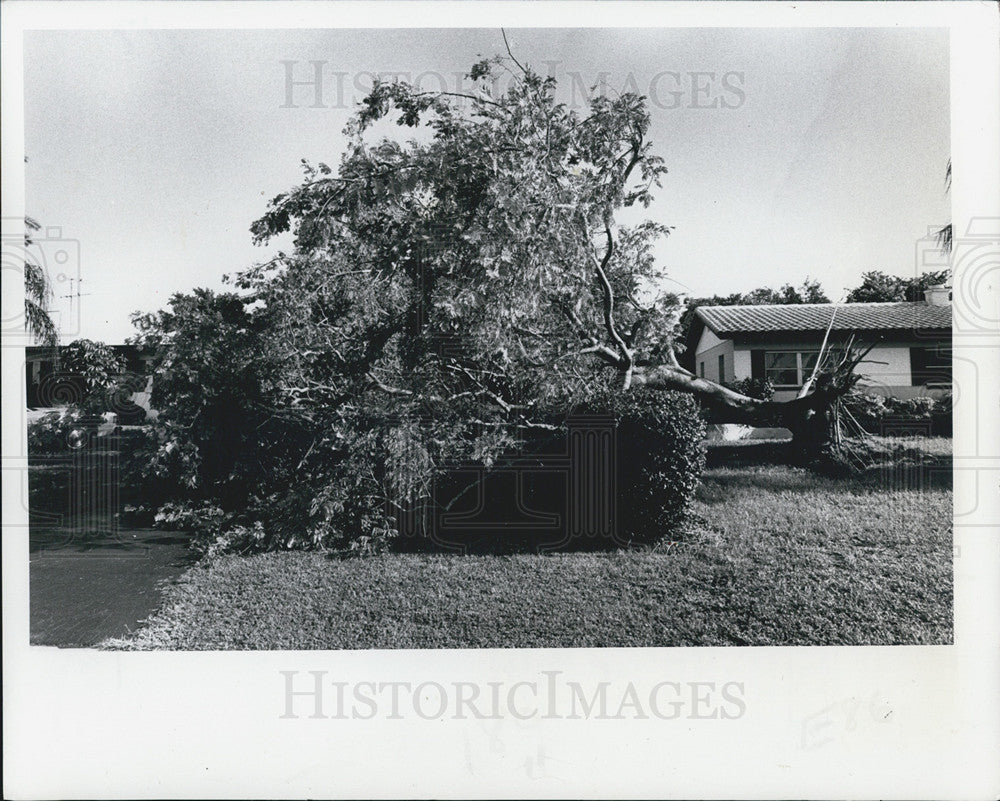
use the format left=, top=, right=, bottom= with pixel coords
left=117, top=58, right=882, bottom=553
left=243, top=58, right=678, bottom=429
left=59, top=339, right=130, bottom=414
left=196, top=522, right=268, bottom=560
left=154, top=500, right=225, bottom=536
left=24, top=215, right=59, bottom=347
left=130, top=289, right=348, bottom=552
left=130, top=289, right=291, bottom=505
left=128, top=59, right=710, bottom=554
left=152, top=501, right=227, bottom=557
left=743, top=279, right=830, bottom=305
left=26, top=408, right=88, bottom=454
left=844, top=390, right=952, bottom=436
left=724, top=376, right=775, bottom=401
left=576, top=388, right=706, bottom=544
left=614, top=390, right=707, bottom=544
left=151, top=500, right=270, bottom=558
left=26, top=338, right=146, bottom=422
left=845, top=269, right=950, bottom=303
left=115, top=424, right=197, bottom=523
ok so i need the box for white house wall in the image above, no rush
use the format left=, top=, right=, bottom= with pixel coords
left=695, top=328, right=734, bottom=383
left=733, top=349, right=752, bottom=382
left=853, top=344, right=914, bottom=393
left=726, top=339, right=947, bottom=400
left=695, top=327, right=725, bottom=354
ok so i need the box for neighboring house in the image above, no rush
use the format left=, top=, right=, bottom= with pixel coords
left=686, top=286, right=952, bottom=402
left=25, top=344, right=154, bottom=420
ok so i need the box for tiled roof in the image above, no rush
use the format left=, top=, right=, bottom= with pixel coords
left=696, top=302, right=951, bottom=335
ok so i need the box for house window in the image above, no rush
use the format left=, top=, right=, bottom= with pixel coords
left=910, top=346, right=952, bottom=387
left=699, top=361, right=705, bottom=378
left=764, top=351, right=837, bottom=389
left=718, top=355, right=725, bottom=383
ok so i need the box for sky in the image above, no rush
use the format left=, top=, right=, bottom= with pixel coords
left=24, top=27, right=950, bottom=344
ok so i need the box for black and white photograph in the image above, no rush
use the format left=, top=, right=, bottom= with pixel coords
left=16, top=23, right=958, bottom=649
left=3, top=2, right=999, bottom=798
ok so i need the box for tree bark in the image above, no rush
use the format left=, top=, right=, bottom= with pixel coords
left=628, top=363, right=854, bottom=456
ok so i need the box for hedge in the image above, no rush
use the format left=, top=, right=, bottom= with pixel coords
left=27, top=388, right=707, bottom=555
left=844, top=391, right=952, bottom=437
left=568, top=387, right=707, bottom=546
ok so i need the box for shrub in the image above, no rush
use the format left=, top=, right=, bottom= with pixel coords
left=930, top=392, right=953, bottom=436
left=575, top=388, right=706, bottom=546
left=613, top=390, right=707, bottom=545
left=115, top=425, right=180, bottom=520
left=58, top=339, right=148, bottom=420
left=724, top=376, right=775, bottom=401
left=844, top=390, right=952, bottom=436
left=153, top=501, right=228, bottom=557
left=198, top=521, right=269, bottom=559
left=842, top=391, right=888, bottom=431
left=27, top=409, right=89, bottom=455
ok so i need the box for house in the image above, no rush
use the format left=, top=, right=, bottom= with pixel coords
left=686, top=286, right=952, bottom=402
left=25, top=344, right=154, bottom=422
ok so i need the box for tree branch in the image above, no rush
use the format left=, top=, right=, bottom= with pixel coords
left=591, top=219, right=633, bottom=385
left=552, top=298, right=623, bottom=367
left=501, top=29, right=528, bottom=75
left=627, top=338, right=871, bottom=430
left=412, top=90, right=501, bottom=108
left=366, top=372, right=414, bottom=397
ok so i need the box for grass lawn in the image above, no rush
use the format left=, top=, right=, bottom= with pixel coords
left=104, top=441, right=952, bottom=649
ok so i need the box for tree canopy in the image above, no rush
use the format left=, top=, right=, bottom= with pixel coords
left=246, top=59, right=680, bottom=416
left=127, top=56, right=874, bottom=551
left=845, top=269, right=950, bottom=303
left=242, top=59, right=856, bottom=433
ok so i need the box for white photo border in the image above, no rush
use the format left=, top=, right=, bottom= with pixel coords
left=2, top=2, right=998, bottom=799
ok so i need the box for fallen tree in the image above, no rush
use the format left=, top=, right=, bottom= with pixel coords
left=631, top=349, right=870, bottom=456
left=246, top=55, right=864, bottom=454
left=129, top=52, right=878, bottom=554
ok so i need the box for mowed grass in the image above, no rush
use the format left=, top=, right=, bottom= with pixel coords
left=104, top=454, right=952, bottom=649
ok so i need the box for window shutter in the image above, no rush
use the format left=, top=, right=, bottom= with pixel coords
left=909, top=347, right=928, bottom=386
left=750, top=350, right=765, bottom=381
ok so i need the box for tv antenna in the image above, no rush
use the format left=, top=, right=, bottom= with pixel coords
left=59, top=278, right=92, bottom=323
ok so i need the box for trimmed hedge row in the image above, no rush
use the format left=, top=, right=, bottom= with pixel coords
left=27, top=388, right=707, bottom=554
left=844, top=391, right=952, bottom=437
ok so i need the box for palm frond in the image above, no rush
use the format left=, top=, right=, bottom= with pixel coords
left=935, top=223, right=952, bottom=253
left=25, top=298, right=59, bottom=346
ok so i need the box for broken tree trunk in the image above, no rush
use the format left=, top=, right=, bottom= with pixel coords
left=626, top=343, right=873, bottom=457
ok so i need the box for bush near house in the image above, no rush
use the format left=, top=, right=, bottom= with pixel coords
left=844, top=390, right=952, bottom=436
left=586, top=389, right=706, bottom=545
left=26, top=412, right=168, bottom=525
left=723, top=377, right=775, bottom=402
left=27, top=409, right=89, bottom=455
